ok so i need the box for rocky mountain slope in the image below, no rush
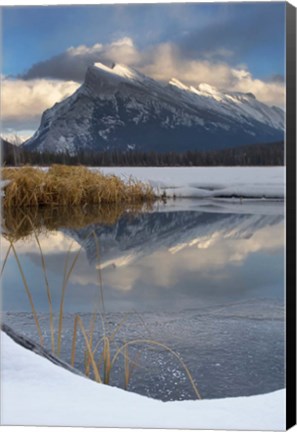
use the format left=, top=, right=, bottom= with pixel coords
left=23, top=62, right=284, bottom=154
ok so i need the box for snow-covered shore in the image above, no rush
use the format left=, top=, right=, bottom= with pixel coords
left=97, top=167, right=285, bottom=199
left=0, top=332, right=285, bottom=430
left=2, top=167, right=285, bottom=200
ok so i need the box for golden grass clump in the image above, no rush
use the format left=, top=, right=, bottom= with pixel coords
left=2, top=165, right=156, bottom=208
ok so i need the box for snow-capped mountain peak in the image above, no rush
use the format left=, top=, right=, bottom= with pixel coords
left=168, top=77, right=284, bottom=131
left=197, top=83, right=223, bottom=99
left=170, top=79, right=226, bottom=101
left=23, top=62, right=284, bottom=155
left=169, top=78, right=189, bottom=91
left=93, top=62, right=144, bottom=83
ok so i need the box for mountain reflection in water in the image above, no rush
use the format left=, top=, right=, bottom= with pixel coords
left=2, top=200, right=285, bottom=401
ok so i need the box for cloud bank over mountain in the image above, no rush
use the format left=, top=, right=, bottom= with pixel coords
left=2, top=37, right=285, bottom=137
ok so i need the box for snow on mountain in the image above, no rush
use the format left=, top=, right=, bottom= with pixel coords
left=169, top=78, right=284, bottom=131
left=93, top=62, right=149, bottom=83
left=23, top=62, right=284, bottom=155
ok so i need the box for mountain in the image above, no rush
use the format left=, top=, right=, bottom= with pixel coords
left=23, top=62, right=284, bottom=155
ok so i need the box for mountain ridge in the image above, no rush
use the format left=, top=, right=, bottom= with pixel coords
left=22, top=62, right=284, bottom=155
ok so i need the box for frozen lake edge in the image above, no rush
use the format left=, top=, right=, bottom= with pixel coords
left=1, top=329, right=285, bottom=430
left=96, top=166, right=285, bottom=199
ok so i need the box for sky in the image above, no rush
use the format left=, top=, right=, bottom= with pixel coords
left=1, top=2, right=286, bottom=140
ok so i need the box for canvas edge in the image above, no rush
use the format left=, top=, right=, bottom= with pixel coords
left=286, top=1, right=297, bottom=430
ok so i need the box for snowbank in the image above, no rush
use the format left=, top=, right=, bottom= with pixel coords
left=96, top=167, right=285, bottom=199
left=152, top=197, right=284, bottom=215
left=0, top=332, right=285, bottom=430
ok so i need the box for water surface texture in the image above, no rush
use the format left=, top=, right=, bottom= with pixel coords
left=1, top=200, right=285, bottom=401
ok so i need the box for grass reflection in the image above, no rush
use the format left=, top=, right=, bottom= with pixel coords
left=2, top=203, right=151, bottom=240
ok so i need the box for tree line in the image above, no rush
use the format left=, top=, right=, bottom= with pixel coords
left=2, top=139, right=284, bottom=167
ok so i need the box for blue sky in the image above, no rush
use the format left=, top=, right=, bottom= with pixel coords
left=3, top=2, right=285, bottom=79
left=1, top=2, right=286, bottom=136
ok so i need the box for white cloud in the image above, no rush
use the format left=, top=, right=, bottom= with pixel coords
left=67, top=43, right=103, bottom=56
left=2, top=78, right=80, bottom=121
left=65, top=37, right=139, bottom=67
left=230, top=69, right=285, bottom=107
left=1, top=78, right=80, bottom=133
left=104, top=37, right=140, bottom=65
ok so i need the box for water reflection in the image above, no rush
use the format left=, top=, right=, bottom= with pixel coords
left=1, top=201, right=285, bottom=400
left=2, top=202, right=284, bottom=313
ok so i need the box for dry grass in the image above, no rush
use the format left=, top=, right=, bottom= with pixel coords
left=2, top=165, right=156, bottom=208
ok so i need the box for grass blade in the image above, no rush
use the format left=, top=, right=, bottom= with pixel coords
left=75, top=315, right=102, bottom=383
left=70, top=314, right=79, bottom=367
left=57, top=245, right=81, bottom=356
left=111, top=339, right=202, bottom=400
left=1, top=243, right=12, bottom=276
left=85, top=312, right=97, bottom=377
left=28, top=219, right=55, bottom=353
left=103, top=336, right=111, bottom=384
left=92, top=231, right=105, bottom=314
left=10, top=241, right=44, bottom=346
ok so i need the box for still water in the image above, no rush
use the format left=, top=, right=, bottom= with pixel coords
left=1, top=199, right=285, bottom=401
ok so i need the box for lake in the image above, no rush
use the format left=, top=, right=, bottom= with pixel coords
left=1, top=199, right=285, bottom=401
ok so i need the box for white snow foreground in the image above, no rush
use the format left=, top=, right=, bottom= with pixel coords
left=97, top=167, right=285, bottom=200
left=1, top=332, right=285, bottom=430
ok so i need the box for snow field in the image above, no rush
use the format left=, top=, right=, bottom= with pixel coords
left=95, top=166, right=285, bottom=199
left=1, top=332, right=285, bottom=430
